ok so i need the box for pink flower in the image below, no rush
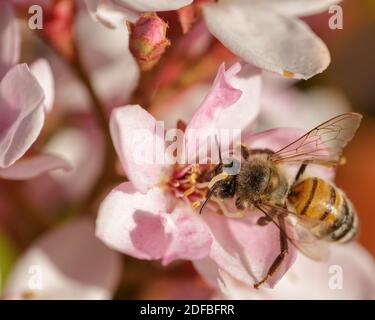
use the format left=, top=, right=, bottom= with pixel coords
left=0, top=2, right=70, bottom=180
left=4, top=219, right=122, bottom=300
left=96, top=62, right=333, bottom=288
left=204, top=243, right=375, bottom=299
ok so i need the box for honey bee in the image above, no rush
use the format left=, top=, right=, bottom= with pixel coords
left=200, top=112, right=362, bottom=288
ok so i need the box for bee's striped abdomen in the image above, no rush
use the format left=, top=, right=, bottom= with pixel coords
left=329, top=197, right=358, bottom=243
left=289, top=178, right=342, bottom=221
left=288, top=177, right=358, bottom=242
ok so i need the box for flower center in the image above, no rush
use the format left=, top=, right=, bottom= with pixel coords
left=166, top=163, right=215, bottom=210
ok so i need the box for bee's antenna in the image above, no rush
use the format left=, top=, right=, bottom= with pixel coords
left=199, top=187, right=216, bottom=215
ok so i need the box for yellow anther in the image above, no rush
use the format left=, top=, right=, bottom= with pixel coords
left=191, top=201, right=201, bottom=210
left=184, top=186, right=195, bottom=196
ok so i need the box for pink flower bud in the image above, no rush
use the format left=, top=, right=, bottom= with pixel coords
left=128, top=13, right=170, bottom=71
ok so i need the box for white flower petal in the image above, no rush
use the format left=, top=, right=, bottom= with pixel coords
left=264, top=0, right=343, bottom=17
left=115, top=0, right=193, bottom=12
left=203, top=2, right=330, bottom=79
left=30, top=59, right=55, bottom=113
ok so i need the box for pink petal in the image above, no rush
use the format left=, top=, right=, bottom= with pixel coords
left=193, top=257, right=220, bottom=288
left=96, top=182, right=170, bottom=260
left=0, top=154, right=72, bottom=180
left=200, top=210, right=297, bottom=288
left=30, top=59, right=55, bottom=113
left=162, top=205, right=213, bottom=265
left=152, top=84, right=211, bottom=130
left=215, top=243, right=375, bottom=299
left=110, top=105, right=166, bottom=193
left=266, top=0, right=343, bottom=17
left=115, top=0, right=193, bottom=12
left=0, top=2, right=20, bottom=78
left=43, top=125, right=105, bottom=201
left=185, top=62, right=261, bottom=160
left=203, top=2, right=330, bottom=79
left=97, top=182, right=212, bottom=264
left=186, top=63, right=242, bottom=132
left=5, top=219, right=122, bottom=300
left=0, top=64, right=45, bottom=168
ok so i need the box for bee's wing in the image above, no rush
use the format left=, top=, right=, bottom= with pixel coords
left=256, top=203, right=330, bottom=261
left=269, top=113, right=362, bottom=167
left=286, top=215, right=331, bottom=262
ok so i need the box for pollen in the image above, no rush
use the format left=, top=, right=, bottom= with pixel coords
left=166, top=164, right=214, bottom=210
left=184, top=186, right=195, bottom=197
left=21, top=290, right=36, bottom=300
left=283, top=70, right=295, bottom=78
left=339, top=156, right=347, bottom=166
left=191, top=201, right=201, bottom=210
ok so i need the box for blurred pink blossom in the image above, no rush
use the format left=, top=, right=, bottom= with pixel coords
left=4, top=219, right=121, bottom=300
left=0, top=2, right=70, bottom=180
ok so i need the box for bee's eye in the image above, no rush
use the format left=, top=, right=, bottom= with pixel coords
left=223, top=158, right=240, bottom=175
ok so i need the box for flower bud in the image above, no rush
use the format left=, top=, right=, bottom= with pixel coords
left=128, top=13, right=170, bottom=71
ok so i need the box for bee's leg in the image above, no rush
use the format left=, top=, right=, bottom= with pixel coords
left=257, top=217, right=271, bottom=226
left=293, top=161, right=308, bottom=184
left=235, top=197, right=245, bottom=210
left=214, top=199, right=245, bottom=218
left=256, top=207, right=277, bottom=226
left=254, top=215, right=288, bottom=289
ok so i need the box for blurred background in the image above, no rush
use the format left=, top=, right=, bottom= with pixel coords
left=0, top=0, right=374, bottom=299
